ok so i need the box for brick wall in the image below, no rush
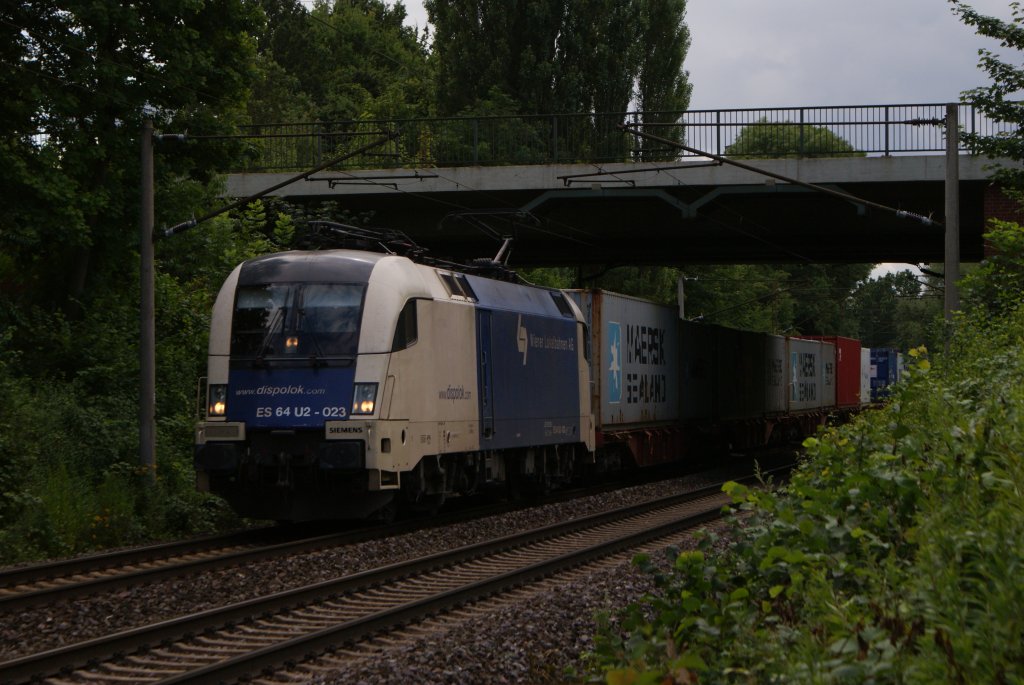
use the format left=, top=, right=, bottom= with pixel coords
left=982, top=184, right=1022, bottom=257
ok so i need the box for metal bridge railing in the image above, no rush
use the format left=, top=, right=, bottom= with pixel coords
left=229, top=103, right=1013, bottom=173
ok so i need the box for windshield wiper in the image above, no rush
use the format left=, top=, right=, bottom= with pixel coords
left=297, top=308, right=328, bottom=368
left=253, top=307, right=285, bottom=367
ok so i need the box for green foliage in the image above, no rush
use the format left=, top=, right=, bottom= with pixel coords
left=672, top=263, right=872, bottom=336
left=1, top=0, right=263, bottom=560
left=562, top=261, right=881, bottom=338
left=590, top=266, right=684, bottom=306
left=950, top=1, right=1024, bottom=188
left=426, top=0, right=691, bottom=119
left=781, top=263, right=872, bottom=336
left=518, top=267, right=578, bottom=289
left=726, top=118, right=865, bottom=158
left=851, top=269, right=944, bottom=350
left=0, top=194, right=291, bottom=563
left=249, top=0, right=431, bottom=123
left=586, top=299, right=1024, bottom=682
left=428, top=88, right=554, bottom=164
left=0, top=335, right=35, bottom=530
left=676, top=264, right=792, bottom=332
left=2, top=0, right=261, bottom=315
left=960, top=219, right=1024, bottom=316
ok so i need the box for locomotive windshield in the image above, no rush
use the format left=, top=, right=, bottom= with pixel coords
left=231, top=283, right=365, bottom=361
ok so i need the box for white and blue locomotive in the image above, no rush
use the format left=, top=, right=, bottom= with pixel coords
left=194, top=249, right=595, bottom=521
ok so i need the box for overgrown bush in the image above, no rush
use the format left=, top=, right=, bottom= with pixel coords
left=0, top=204, right=286, bottom=565
left=586, top=301, right=1024, bottom=683
left=0, top=361, right=241, bottom=563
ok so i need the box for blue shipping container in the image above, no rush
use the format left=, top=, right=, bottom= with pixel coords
left=869, top=347, right=899, bottom=402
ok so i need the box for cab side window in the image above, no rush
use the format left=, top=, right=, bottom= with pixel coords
left=392, top=299, right=419, bottom=351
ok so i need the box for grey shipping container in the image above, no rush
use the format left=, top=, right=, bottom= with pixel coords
left=821, top=341, right=836, bottom=408
left=567, top=290, right=680, bottom=429
left=860, top=347, right=872, bottom=405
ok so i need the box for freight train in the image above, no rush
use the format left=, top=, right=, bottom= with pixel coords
left=193, top=242, right=896, bottom=522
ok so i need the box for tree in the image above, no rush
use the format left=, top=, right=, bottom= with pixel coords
left=725, top=118, right=863, bottom=158
left=249, top=0, right=432, bottom=124
left=950, top=0, right=1024, bottom=189
left=851, top=270, right=943, bottom=349
left=425, top=0, right=691, bottom=118
left=0, top=0, right=261, bottom=313
left=590, top=265, right=684, bottom=306
left=677, top=264, right=794, bottom=333
left=950, top=1, right=1024, bottom=317
left=0, top=0, right=267, bottom=559
left=632, top=0, right=693, bottom=161
left=781, top=263, right=871, bottom=337
left=960, top=219, right=1024, bottom=316
left=426, top=0, right=563, bottom=115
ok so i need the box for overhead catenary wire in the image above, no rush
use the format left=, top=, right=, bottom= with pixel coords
left=160, top=131, right=400, bottom=238
left=617, top=123, right=942, bottom=227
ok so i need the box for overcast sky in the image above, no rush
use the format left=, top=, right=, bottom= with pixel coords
left=397, top=1, right=1015, bottom=273
left=399, top=0, right=1015, bottom=110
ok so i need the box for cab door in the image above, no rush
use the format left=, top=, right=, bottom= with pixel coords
left=476, top=310, right=495, bottom=440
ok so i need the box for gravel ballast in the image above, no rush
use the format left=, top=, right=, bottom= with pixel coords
left=2, top=470, right=748, bottom=682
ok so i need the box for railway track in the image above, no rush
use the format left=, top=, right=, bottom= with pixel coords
left=0, top=458, right=741, bottom=613
left=0, top=526, right=286, bottom=611
left=0, top=491, right=556, bottom=612
left=0, top=477, right=748, bottom=685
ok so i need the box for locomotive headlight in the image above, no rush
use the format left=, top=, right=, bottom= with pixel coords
left=207, top=384, right=228, bottom=418
left=352, top=383, right=378, bottom=415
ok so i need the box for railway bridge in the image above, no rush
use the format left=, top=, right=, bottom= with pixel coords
left=219, top=103, right=1020, bottom=267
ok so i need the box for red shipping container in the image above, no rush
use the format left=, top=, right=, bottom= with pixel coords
left=805, top=336, right=862, bottom=408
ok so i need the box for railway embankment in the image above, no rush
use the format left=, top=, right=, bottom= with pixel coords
left=585, top=302, right=1024, bottom=683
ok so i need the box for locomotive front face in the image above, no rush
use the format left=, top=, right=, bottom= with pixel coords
left=222, top=281, right=367, bottom=427
left=195, top=251, right=394, bottom=521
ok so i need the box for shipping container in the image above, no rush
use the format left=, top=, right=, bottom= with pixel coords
left=788, top=337, right=826, bottom=412
left=679, top=319, right=716, bottom=421
left=860, top=347, right=872, bottom=405
left=715, top=326, right=768, bottom=420
left=821, top=341, right=837, bottom=408
left=765, top=334, right=788, bottom=414
left=567, top=290, right=680, bottom=429
left=806, top=336, right=862, bottom=407
left=869, top=347, right=900, bottom=401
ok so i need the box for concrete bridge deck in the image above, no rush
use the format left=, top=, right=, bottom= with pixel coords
left=225, top=154, right=1007, bottom=266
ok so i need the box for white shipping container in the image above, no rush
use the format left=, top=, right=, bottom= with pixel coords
left=788, top=337, right=825, bottom=412
left=568, top=290, right=680, bottom=428
left=860, top=347, right=872, bottom=405
left=821, top=341, right=836, bottom=408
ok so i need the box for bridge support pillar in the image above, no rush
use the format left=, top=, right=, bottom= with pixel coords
left=944, top=103, right=960, bottom=320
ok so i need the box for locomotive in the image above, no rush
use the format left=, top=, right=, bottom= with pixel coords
left=194, top=233, right=885, bottom=522
left=194, top=246, right=594, bottom=521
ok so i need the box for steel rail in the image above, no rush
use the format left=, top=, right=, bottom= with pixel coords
left=0, top=470, right=785, bottom=685
left=0, top=469, right=698, bottom=612
left=166, top=498, right=727, bottom=684
left=0, top=527, right=275, bottom=595
left=0, top=499, right=522, bottom=612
